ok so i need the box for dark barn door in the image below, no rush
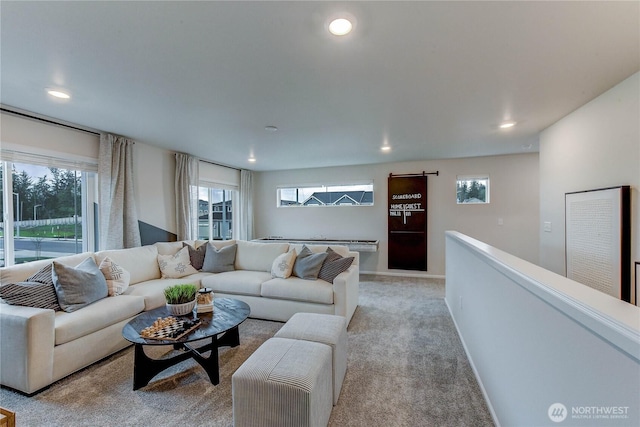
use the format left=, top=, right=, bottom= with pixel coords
left=388, top=175, right=427, bottom=271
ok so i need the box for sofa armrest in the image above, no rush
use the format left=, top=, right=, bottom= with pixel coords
left=331, top=264, right=359, bottom=325
left=0, top=304, right=55, bottom=394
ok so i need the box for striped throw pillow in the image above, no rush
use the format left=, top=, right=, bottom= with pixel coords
left=0, top=281, right=61, bottom=310
left=27, top=263, right=55, bottom=286
left=318, top=248, right=354, bottom=283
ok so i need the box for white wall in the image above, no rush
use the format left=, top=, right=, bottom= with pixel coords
left=539, top=72, right=639, bottom=304
left=446, top=231, right=640, bottom=427
left=254, top=153, right=539, bottom=276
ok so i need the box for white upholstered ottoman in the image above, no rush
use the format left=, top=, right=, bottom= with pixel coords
left=274, top=313, right=347, bottom=405
left=232, top=337, right=333, bottom=427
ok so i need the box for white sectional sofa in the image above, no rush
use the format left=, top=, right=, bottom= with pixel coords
left=0, top=239, right=359, bottom=395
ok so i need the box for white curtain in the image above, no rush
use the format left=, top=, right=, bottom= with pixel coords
left=175, top=153, right=199, bottom=241
left=98, top=133, right=141, bottom=249
left=238, top=169, right=254, bottom=241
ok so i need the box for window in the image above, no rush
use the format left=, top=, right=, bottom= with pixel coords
left=277, top=182, right=374, bottom=207
left=197, top=186, right=236, bottom=240
left=1, top=161, right=97, bottom=266
left=456, top=176, right=489, bottom=204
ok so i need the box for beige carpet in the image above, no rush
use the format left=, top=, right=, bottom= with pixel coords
left=0, top=275, right=494, bottom=426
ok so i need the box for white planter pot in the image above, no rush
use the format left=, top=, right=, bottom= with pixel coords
left=166, top=299, right=196, bottom=316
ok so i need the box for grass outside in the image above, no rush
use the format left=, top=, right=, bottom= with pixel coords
left=0, top=224, right=82, bottom=239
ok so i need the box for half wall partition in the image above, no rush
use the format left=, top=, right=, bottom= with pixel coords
left=445, top=231, right=640, bottom=426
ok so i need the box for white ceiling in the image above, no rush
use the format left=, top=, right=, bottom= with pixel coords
left=1, top=1, right=638, bottom=171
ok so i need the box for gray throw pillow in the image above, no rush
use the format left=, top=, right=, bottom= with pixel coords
left=183, top=242, right=207, bottom=270
left=0, top=280, right=61, bottom=311
left=292, top=245, right=328, bottom=280
left=318, top=247, right=354, bottom=283
left=202, top=243, right=237, bottom=273
left=52, top=257, right=108, bottom=313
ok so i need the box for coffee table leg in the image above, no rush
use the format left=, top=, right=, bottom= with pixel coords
left=184, top=327, right=241, bottom=385
left=217, top=325, right=240, bottom=348
left=186, top=336, right=220, bottom=385
left=132, top=342, right=207, bottom=390
left=131, top=327, right=241, bottom=389
left=132, top=343, right=177, bottom=390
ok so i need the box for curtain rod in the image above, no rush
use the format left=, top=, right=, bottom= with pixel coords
left=389, top=171, right=439, bottom=177
left=199, top=158, right=241, bottom=172
left=1, top=106, right=100, bottom=136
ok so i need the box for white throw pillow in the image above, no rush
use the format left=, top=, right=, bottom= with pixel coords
left=271, top=250, right=297, bottom=279
left=99, top=256, right=131, bottom=296
left=157, top=246, right=198, bottom=279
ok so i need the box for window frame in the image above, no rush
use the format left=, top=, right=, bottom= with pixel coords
left=456, top=175, right=490, bottom=204
left=197, top=183, right=237, bottom=241
left=1, top=159, right=98, bottom=267
left=276, top=181, right=375, bottom=208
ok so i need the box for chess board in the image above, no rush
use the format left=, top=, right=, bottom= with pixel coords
left=139, top=316, right=202, bottom=341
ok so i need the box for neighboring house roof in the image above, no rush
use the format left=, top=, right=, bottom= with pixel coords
left=302, top=191, right=373, bottom=206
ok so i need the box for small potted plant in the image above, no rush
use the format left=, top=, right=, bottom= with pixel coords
left=164, top=283, right=198, bottom=315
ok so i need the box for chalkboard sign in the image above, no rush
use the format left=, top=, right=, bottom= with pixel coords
left=388, top=175, right=428, bottom=271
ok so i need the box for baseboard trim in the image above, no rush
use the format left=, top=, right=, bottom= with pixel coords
left=360, top=270, right=446, bottom=280
left=445, top=299, right=501, bottom=427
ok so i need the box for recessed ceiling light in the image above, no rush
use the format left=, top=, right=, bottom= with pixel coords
left=248, top=157, right=256, bottom=163
left=381, top=146, right=391, bottom=152
left=264, top=125, right=278, bottom=132
left=329, top=18, right=353, bottom=36
left=47, top=89, right=70, bottom=99
left=499, top=121, right=516, bottom=129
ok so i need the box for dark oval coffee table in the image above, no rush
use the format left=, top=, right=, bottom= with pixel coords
left=122, top=298, right=250, bottom=390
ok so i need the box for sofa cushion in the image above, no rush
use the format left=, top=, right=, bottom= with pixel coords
left=235, top=240, right=289, bottom=272
left=155, top=240, right=194, bottom=256
left=0, top=281, right=61, bottom=311
left=95, top=246, right=160, bottom=285
left=157, top=246, right=199, bottom=278
left=0, top=252, right=95, bottom=286
left=123, top=273, right=208, bottom=310
left=318, top=248, right=355, bottom=284
left=99, top=256, right=131, bottom=296
left=52, top=257, right=109, bottom=313
left=271, top=250, right=297, bottom=279
left=183, top=242, right=207, bottom=270
left=201, top=270, right=272, bottom=297
left=54, top=295, right=145, bottom=345
left=292, top=246, right=328, bottom=280
left=202, top=242, right=237, bottom=273
left=261, top=277, right=334, bottom=304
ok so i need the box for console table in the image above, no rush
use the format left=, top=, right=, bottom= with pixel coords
left=254, top=237, right=379, bottom=252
